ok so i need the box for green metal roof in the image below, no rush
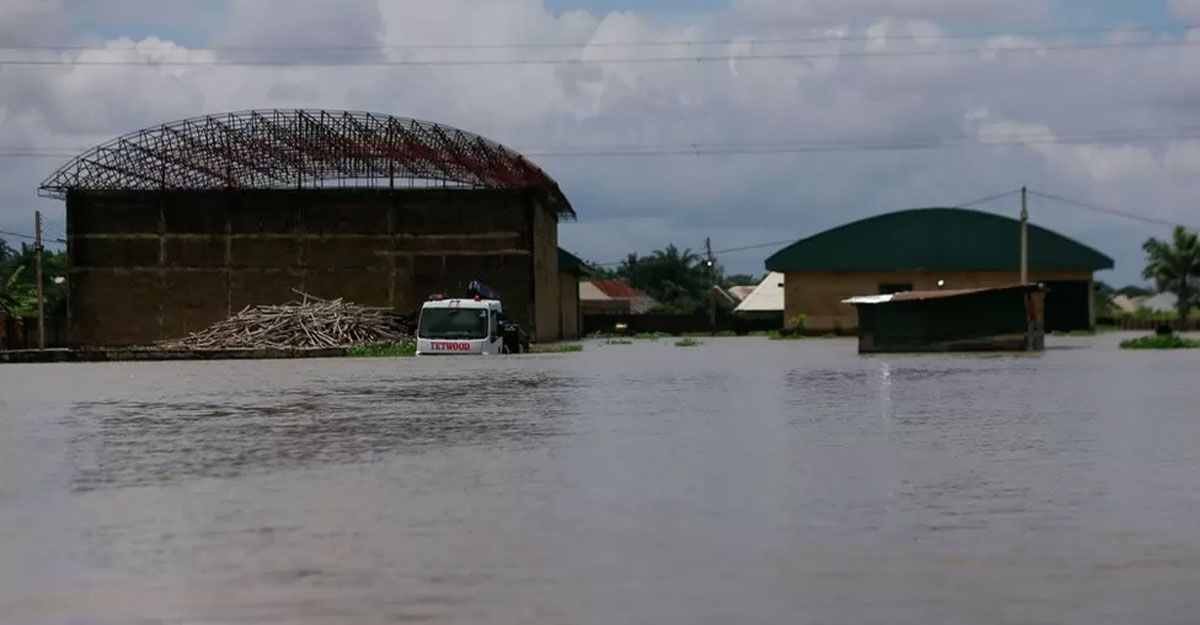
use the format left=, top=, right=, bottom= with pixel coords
left=558, top=248, right=593, bottom=276
left=765, top=208, right=1114, bottom=273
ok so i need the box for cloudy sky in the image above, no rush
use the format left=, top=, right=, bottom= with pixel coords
left=2, top=0, right=1199, bottom=284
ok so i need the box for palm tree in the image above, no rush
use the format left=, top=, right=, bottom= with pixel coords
left=0, top=265, right=32, bottom=317
left=1142, top=226, right=1200, bottom=327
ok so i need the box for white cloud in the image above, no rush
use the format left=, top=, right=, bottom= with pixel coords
left=0, top=0, right=1197, bottom=284
left=732, top=0, right=1050, bottom=24
left=1169, top=0, right=1200, bottom=21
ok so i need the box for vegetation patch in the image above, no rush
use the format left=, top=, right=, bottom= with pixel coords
left=531, top=343, right=584, bottom=353
left=674, top=338, right=703, bottom=347
left=768, top=331, right=806, bottom=341
left=604, top=339, right=634, bottom=345
left=1119, top=334, right=1200, bottom=350
left=347, top=341, right=417, bottom=357
left=634, top=332, right=671, bottom=340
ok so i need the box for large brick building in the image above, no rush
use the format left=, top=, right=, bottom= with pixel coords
left=39, top=109, right=579, bottom=346
left=765, top=208, right=1114, bottom=333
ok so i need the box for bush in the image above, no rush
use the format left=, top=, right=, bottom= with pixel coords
left=1119, top=334, right=1200, bottom=350
left=604, top=339, right=634, bottom=345
left=786, top=314, right=807, bottom=330
left=634, top=332, right=671, bottom=340
left=675, top=338, right=702, bottom=347
left=768, top=330, right=806, bottom=341
left=347, top=341, right=417, bottom=357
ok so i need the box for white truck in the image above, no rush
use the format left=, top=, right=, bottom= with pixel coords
left=414, top=281, right=529, bottom=355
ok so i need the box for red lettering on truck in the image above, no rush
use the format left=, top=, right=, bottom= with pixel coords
left=431, top=341, right=472, bottom=351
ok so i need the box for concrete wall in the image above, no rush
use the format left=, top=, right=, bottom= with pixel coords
left=558, top=271, right=580, bottom=340
left=67, top=188, right=561, bottom=346
left=530, top=198, right=560, bottom=343
left=783, top=270, right=1094, bottom=331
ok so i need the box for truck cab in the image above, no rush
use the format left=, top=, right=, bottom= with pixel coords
left=415, top=282, right=528, bottom=355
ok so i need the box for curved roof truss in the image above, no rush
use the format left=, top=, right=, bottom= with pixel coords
left=38, top=109, right=573, bottom=217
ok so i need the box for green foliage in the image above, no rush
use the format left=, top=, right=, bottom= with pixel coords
left=604, top=339, right=634, bottom=345
left=1115, top=285, right=1154, bottom=298
left=768, top=331, right=806, bottom=341
left=0, top=241, right=67, bottom=318
left=723, top=273, right=760, bottom=288
left=1120, top=334, right=1200, bottom=350
left=785, top=314, right=807, bottom=330
left=1142, top=226, right=1200, bottom=324
left=674, top=338, right=702, bottom=347
left=634, top=332, right=671, bottom=340
left=530, top=343, right=584, bottom=353
left=602, top=244, right=733, bottom=316
left=347, top=341, right=417, bottom=357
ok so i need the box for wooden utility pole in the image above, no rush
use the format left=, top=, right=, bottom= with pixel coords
left=1020, top=186, right=1029, bottom=285
left=705, top=237, right=716, bottom=336
left=34, top=211, right=45, bottom=350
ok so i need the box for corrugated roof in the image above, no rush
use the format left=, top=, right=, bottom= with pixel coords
left=728, top=286, right=756, bottom=301
left=766, top=208, right=1114, bottom=273
left=734, top=272, right=785, bottom=312
left=558, top=248, right=592, bottom=276
left=579, top=281, right=612, bottom=301
left=586, top=280, right=650, bottom=299
left=843, top=283, right=1042, bottom=305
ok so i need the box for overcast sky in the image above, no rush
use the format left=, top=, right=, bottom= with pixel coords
left=2, top=0, right=1200, bottom=284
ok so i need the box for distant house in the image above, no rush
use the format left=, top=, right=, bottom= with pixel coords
left=1110, top=294, right=1146, bottom=314
left=712, top=286, right=739, bottom=307
left=765, top=208, right=1113, bottom=332
left=557, top=248, right=592, bottom=340
left=733, top=272, right=785, bottom=317
left=1140, top=293, right=1177, bottom=313
left=581, top=280, right=657, bottom=315
left=728, top=285, right=757, bottom=302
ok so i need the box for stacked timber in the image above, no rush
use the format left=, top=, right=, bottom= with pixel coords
left=159, top=291, right=410, bottom=350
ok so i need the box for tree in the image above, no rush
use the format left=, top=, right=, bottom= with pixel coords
left=600, top=244, right=729, bottom=315
left=0, top=265, right=35, bottom=317
left=723, top=273, right=761, bottom=288
left=1142, top=226, right=1200, bottom=326
left=1115, top=285, right=1154, bottom=298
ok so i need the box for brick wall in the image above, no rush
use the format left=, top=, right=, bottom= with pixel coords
left=66, top=188, right=560, bottom=346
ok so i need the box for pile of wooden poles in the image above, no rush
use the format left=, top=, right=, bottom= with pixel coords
left=160, top=291, right=410, bottom=350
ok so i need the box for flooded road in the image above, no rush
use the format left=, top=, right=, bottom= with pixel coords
left=2, top=334, right=1199, bottom=624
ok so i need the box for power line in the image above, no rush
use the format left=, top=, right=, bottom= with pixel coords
left=3, top=23, right=1192, bottom=52
left=588, top=188, right=1022, bottom=267
left=0, top=228, right=37, bottom=241
left=1, top=38, right=1197, bottom=67
left=1028, top=189, right=1198, bottom=229
left=5, top=126, right=1200, bottom=161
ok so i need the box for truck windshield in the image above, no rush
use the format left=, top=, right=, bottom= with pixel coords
left=418, top=308, right=490, bottom=340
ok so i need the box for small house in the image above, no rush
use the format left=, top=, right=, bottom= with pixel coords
left=843, top=284, right=1046, bottom=353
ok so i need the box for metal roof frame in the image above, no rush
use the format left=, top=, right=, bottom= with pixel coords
left=38, top=109, right=573, bottom=218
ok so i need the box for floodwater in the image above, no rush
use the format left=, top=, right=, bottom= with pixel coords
left=2, top=334, right=1199, bottom=625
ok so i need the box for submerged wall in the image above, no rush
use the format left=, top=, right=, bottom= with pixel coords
left=67, top=188, right=561, bottom=346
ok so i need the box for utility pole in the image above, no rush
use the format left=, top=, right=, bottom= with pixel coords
left=34, top=211, right=45, bottom=350
left=1020, top=186, right=1029, bottom=285
left=705, top=237, right=716, bottom=336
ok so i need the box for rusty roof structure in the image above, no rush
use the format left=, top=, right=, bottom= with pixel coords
left=38, top=109, right=573, bottom=217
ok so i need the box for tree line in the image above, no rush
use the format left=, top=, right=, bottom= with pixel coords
left=587, top=244, right=760, bottom=316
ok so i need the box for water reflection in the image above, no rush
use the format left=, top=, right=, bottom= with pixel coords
left=66, top=373, right=572, bottom=491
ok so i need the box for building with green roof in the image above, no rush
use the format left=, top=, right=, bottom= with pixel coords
left=764, top=208, right=1114, bottom=332
left=557, top=248, right=592, bottom=340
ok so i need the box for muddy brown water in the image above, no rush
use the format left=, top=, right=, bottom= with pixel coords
left=2, top=334, right=1199, bottom=625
